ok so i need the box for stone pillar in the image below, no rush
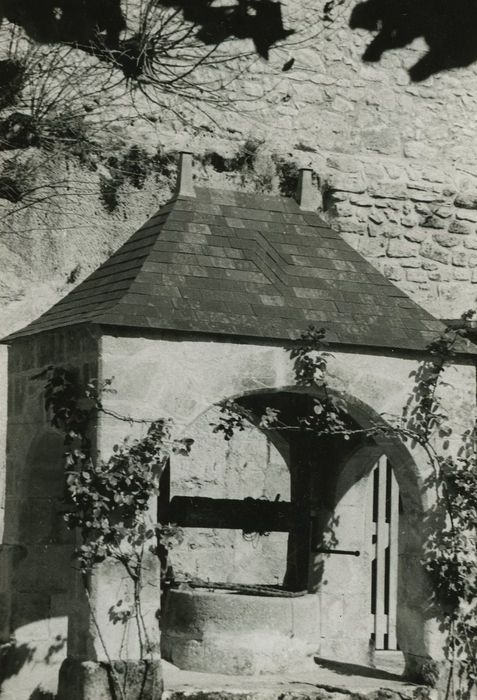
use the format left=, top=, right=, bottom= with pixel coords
left=57, top=548, right=162, bottom=700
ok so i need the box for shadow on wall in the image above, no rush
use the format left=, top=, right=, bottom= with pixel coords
left=28, top=688, right=55, bottom=700
left=0, top=633, right=66, bottom=698
left=0, top=0, right=126, bottom=46
left=158, top=0, right=293, bottom=58
left=0, top=642, right=35, bottom=685
left=350, top=0, right=477, bottom=81
left=4, top=0, right=477, bottom=83
left=314, top=656, right=402, bottom=681
left=1, top=0, right=293, bottom=59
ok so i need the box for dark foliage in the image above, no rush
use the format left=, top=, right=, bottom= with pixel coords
left=0, top=174, right=24, bottom=203
left=124, top=145, right=152, bottom=189
left=42, top=113, right=89, bottom=146
left=0, top=158, right=35, bottom=203
left=0, top=110, right=95, bottom=176
left=273, top=156, right=300, bottom=197
left=99, top=156, right=125, bottom=213
left=0, top=59, right=26, bottom=109
left=295, top=143, right=317, bottom=153
left=112, top=33, right=156, bottom=80
left=66, top=264, right=81, bottom=284
left=40, top=112, right=96, bottom=165
left=99, top=146, right=164, bottom=212
left=350, top=0, right=477, bottom=81
left=0, top=112, right=39, bottom=150
left=202, top=139, right=261, bottom=174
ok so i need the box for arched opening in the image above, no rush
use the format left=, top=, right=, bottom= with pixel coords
left=0, top=427, right=72, bottom=699
left=160, top=387, right=429, bottom=677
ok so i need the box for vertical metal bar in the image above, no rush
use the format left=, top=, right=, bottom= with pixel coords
left=387, top=468, right=399, bottom=649
left=375, top=455, right=388, bottom=649
left=368, top=462, right=377, bottom=637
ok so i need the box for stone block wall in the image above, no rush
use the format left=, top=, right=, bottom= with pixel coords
left=0, top=327, right=99, bottom=700
left=320, top=155, right=477, bottom=314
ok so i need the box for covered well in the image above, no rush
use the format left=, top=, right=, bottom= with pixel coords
left=1, top=154, right=476, bottom=693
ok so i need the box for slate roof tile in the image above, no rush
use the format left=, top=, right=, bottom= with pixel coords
left=4, top=186, right=475, bottom=354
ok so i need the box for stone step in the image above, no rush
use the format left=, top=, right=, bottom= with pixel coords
left=164, top=686, right=432, bottom=700
left=162, top=661, right=433, bottom=700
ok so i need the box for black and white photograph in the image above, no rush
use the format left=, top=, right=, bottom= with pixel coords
left=0, top=2, right=476, bottom=699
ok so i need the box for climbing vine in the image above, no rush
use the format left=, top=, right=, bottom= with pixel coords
left=41, top=366, right=193, bottom=699
left=212, top=325, right=350, bottom=439
left=298, top=314, right=476, bottom=698
left=211, top=314, right=477, bottom=698
left=41, top=310, right=476, bottom=698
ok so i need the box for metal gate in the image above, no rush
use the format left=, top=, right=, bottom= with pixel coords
left=369, top=455, right=400, bottom=650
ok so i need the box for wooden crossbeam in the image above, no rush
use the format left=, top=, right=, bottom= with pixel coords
left=163, top=496, right=295, bottom=532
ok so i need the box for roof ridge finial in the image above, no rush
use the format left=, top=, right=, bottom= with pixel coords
left=296, top=167, right=316, bottom=211
left=176, top=151, right=195, bottom=197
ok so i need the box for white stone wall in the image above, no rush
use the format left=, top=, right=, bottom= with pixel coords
left=100, top=334, right=475, bottom=451
left=169, top=404, right=290, bottom=586
left=0, top=326, right=474, bottom=693
left=100, top=331, right=476, bottom=668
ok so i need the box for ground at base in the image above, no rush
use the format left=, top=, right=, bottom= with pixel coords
left=162, top=654, right=434, bottom=700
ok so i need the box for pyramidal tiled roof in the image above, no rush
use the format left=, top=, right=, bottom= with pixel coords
left=2, top=184, right=464, bottom=352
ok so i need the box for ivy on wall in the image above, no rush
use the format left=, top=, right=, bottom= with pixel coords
left=211, top=315, right=477, bottom=696
left=40, top=367, right=192, bottom=699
